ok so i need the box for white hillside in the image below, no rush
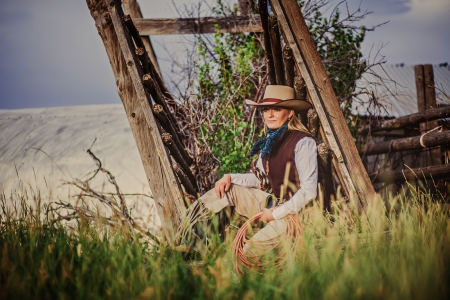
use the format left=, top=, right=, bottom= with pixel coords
left=0, top=104, right=160, bottom=229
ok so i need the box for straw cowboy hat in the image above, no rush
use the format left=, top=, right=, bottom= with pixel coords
left=245, top=85, right=312, bottom=112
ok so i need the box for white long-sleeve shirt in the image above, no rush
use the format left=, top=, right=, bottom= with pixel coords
left=230, top=136, right=318, bottom=219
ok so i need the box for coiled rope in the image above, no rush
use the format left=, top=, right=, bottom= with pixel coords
left=232, top=212, right=303, bottom=275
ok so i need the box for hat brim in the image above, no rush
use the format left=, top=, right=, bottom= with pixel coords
left=245, top=99, right=312, bottom=112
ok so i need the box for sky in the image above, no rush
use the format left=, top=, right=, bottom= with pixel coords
left=0, top=0, right=448, bottom=110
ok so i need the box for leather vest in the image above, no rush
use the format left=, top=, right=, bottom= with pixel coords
left=261, top=130, right=313, bottom=201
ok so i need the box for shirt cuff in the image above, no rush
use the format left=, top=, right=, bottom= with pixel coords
left=272, top=205, right=289, bottom=220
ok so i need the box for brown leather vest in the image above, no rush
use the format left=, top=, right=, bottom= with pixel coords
left=262, top=130, right=313, bottom=201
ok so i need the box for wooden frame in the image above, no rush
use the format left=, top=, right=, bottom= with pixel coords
left=269, top=0, right=376, bottom=206
left=87, top=0, right=186, bottom=242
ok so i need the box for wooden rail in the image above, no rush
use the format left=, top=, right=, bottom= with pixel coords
left=370, top=164, right=450, bottom=184
left=358, top=106, right=450, bottom=134
left=360, top=131, right=450, bottom=156
left=133, top=15, right=263, bottom=35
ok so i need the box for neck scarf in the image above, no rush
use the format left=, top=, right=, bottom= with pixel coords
left=250, top=122, right=288, bottom=158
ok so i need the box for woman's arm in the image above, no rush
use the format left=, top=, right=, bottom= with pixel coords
left=229, top=172, right=261, bottom=188
left=271, top=137, right=318, bottom=220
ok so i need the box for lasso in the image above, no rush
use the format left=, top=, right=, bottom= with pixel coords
left=232, top=212, right=303, bottom=275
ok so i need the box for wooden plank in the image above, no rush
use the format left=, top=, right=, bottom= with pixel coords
left=370, top=164, right=450, bottom=184
left=270, top=0, right=376, bottom=205
left=360, top=131, right=450, bottom=156
left=414, top=64, right=427, bottom=168
left=259, top=0, right=276, bottom=84
left=415, top=65, right=426, bottom=133
left=123, top=0, right=161, bottom=77
left=87, top=0, right=186, bottom=242
left=424, top=64, right=442, bottom=166
left=123, top=0, right=180, bottom=130
left=268, top=16, right=285, bottom=85
left=358, top=106, right=450, bottom=134
left=283, top=46, right=295, bottom=87
left=133, top=15, right=263, bottom=35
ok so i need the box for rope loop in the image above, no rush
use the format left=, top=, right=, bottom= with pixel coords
left=232, top=212, right=302, bottom=276
left=419, top=125, right=442, bottom=148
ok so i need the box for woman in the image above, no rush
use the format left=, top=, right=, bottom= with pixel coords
left=177, top=85, right=318, bottom=254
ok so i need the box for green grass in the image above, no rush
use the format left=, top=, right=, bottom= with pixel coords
left=1, top=188, right=449, bottom=299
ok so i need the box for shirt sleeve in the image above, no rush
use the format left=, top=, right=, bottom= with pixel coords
left=272, top=136, right=318, bottom=220
left=229, top=155, right=264, bottom=188
left=230, top=173, right=261, bottom=188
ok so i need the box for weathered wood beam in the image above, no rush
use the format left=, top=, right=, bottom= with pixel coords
left=370, top=164, right=450, bottom=184
left=268, top=16, right=285, bottom=85
left=133, top=15, right=263, bottom=35
left=87, top=0, right=186, bottom=241
left=142, top=74, right=183, bottom=143
left=294, top=75, right=308, bottom=127
left=415, top=65, right=427, bottom=133
left=283, top=46, right=295, bottom=87
left=423, top=64, right=442, bottom=167
left=307, top=109, right=319, bottom=138
left=424, top=64, right=439, bottom=132
left=123, top=0, right=161, bottom=76
left=123, top=16, right=180, bottom=127
left=153, top=104, right=194, bottom=166
left=317, top=143, right=333, bottom=211
left=160, top=132, right=198, bottom=197
left=259, top=0, right=276, bottom=84
left=172, top=162, right=198, bottom=198
left=358, top=106, right=450, bottom=134
left=270, top=0, right=376, bottom=205
left=360, top=131, right=450, bottom=156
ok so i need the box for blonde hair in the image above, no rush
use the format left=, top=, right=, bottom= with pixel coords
left=288, top=113, right=310, bottom=133
left=263, top=109, right=310, bottom=134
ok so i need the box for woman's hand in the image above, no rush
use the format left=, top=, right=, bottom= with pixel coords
left=260, top=208, right=275, bottom=222
left=214, top=174, right=231, bottom=199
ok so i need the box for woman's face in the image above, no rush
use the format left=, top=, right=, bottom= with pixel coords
left=263, top=106, right=294, bottom=129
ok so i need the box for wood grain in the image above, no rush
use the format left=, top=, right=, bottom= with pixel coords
left=358, top=106, right=450, bottom=134
left=371, top=164, right=450, bottom=184
left=360, top=131, right=450, bottom=156
left=133, top=15, right=263, bottom=35
left=424, top=64, right=442, bottom=166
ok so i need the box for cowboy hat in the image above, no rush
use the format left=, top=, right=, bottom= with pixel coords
left=245, top=85, right=312, bottom=112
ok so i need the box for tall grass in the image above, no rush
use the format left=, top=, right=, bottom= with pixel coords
left=1, top=188, right=449, bottom=299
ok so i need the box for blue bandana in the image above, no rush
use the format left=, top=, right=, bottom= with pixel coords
left=250, top=122, right=288, bottom=158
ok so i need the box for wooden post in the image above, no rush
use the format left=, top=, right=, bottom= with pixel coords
left=294, top=75, right=308, bottom=127
left=270, top=0, right=376, bottom=206
left=259, top=0, right=276, bottom=84
left=415, top=64, right=442, bottom=168
left=87, top=0, right=186, bottom=241
left=268, top=16, right=285, bottom=85
left=307, top=109, right=319, bottom=138
left=424, top=64, right=442, bottom=167
left=415, top=65, right=427, bottom=133
left=283, top=46, right=295, bottom=88
left=123, top=0, right=161, bottom=76
left=317, top=143, right=333, bottom=211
